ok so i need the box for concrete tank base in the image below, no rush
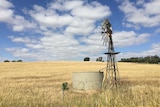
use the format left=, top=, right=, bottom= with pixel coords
left=72, top=72, right=103, bottom=90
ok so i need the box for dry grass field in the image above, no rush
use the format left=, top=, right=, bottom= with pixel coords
left=0, top=61, right=159, bottom=107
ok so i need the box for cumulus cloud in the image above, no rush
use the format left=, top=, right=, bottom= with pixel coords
left=12, top=15, right=36, bottom=31
left=118, top=43, right=160, bottom=59
left=119, top=0, right=160, bottom=28
left=8, top=29, right=150, bottom=61
left=136, top=0, right=144, bottom=5
left=29, top=5, right=73, bottom=28
left=4, top=0, right=112, bottom=61
left=113, top=31, right=150, bottom=47
left=0, top=0, right=36, bottom=31
left=0, top=0, right=13, bottom=22
left=155, top=28, right=160, bottom=33
left=8, top=36, right=37, bottom=44
left=8, top=32, right=104, bottom=61
left=70, top=1, right=111, bottom=19
left=29, top=0, right=111, bottom=35
left=3, top=0, right=154, bottom=61
left=143, top=43, right=160, bottom=55
left=5, top=47, right=46, bottom=61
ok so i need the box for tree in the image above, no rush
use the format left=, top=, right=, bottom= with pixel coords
left=96, top=57, right=103, bottom=62
left=17, top=60, right=22, bottom=62
left=4, top=60, right=10, bottom=62
left=119, top=55, right=160, bottom=64
left=84, top=57, right=90, bottom=61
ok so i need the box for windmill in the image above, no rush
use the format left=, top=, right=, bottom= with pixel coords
left=101, top=19, right=120, bottom=89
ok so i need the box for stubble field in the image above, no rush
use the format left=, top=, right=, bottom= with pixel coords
left=0, top=61, right=159, bottom=107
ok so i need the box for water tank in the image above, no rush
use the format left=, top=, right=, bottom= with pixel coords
left=72, top=72, right=103, bottom=90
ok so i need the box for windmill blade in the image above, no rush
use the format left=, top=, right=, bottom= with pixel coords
left=102, top=33, right=106, bottom=40
left=102, top=35, right=108, bottom=46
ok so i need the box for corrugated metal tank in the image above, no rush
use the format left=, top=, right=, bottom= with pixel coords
left=72, top=72, right=103, bottom=90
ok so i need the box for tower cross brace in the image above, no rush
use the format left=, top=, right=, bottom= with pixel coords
left=101, top=19, right=120, bottom=89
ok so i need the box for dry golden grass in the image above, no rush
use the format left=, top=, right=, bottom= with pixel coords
left=0, top=61, right=159, bottom=107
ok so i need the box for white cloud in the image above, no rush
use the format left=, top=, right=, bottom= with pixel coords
left=144, top=0, right=160, bottom=15
left=155, top=28, right=160, bottom=33
left=118, top=43, right=160, bottom=60
left=7, top=30, right=150, bottom=61
left=5, top=47, right=30, bottom=57
left=65, top=25, right=94, bottom=35
left=12, top=15, right=36, bottom=31
left=29, top=5, right=73, bottom=28
left=119, top=0, right=160, bottom=28
left=0, top=0, right=13, bottom=9
left=8, top=36, right=37, bottom=44
left=0, top=0, right=13, bottom=22
left=143, top=43, right=160, bottom=55
left=5, top=47, right=49, bottom=61
left=80, top=33, right=103, bottom=46
left=112, top=31, right=150, bottom=47
left=0, top=56, right=7, bottom=61
left=40, top=34, right=79, bottom=47
left=1, top=0, right=159, bottom=61
left=0, top=0, right=36, bottom=31
left=122, top=22, right=140, bottom=30
left=63, top=1, right=84, bottom=10
left=4, top=0, right=152, bottom=61
left=136, top=0, right=144, bottom=5
left=0, top=0, right=110, bottom=34
left=29, top=0, right=111, bottom=35
left=3, top=0, right=112, bottom=61
left=7, top=33, right=102, bottom=61
left=70, top=1, right=111, bottom=20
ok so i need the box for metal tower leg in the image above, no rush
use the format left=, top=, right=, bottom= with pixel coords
left=101, top=18, right=120, bottom=90
left=103, top=36, right=120, bottom=89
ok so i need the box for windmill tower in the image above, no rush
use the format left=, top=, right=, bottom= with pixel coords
left=101, top=19, right=120, bottom=89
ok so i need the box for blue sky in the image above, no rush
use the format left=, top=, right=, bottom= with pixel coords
left=0, top=0, right=160, bottom=61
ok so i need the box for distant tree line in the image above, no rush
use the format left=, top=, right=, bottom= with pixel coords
left=119, top=55, right=160, bottom=64
left=4, top=60, right=23, bottom=62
